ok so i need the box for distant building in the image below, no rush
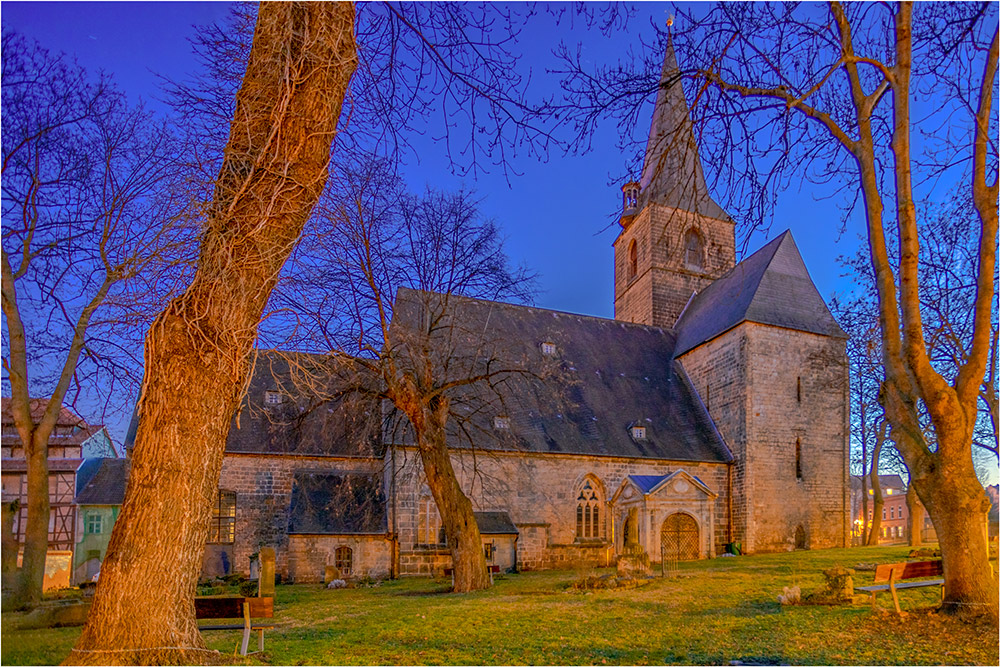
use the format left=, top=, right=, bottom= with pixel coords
left=850, top=474, right=938, bottom=545
left=1, top=398, right=112, bottom=589
left=72, top=458, right=128, bottom=584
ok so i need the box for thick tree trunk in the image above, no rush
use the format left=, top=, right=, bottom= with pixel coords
left=66, top=4, right=356, bottom=664
left=15, top=431, right=49, bottom=609
left=906, top=484, right=922, bottom=547
left=415, top=398, right=490, bottom=593
left=909, top=440, right=997, bottom=616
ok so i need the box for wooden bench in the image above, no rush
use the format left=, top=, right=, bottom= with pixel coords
left=854, top=560, right=944, bottom=614
left=443, top=564, right=501, bottom=587
left=195, top=596, right=275, bottom=656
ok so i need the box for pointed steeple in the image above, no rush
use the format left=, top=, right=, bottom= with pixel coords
left=638, top=35, right=728, bottom=220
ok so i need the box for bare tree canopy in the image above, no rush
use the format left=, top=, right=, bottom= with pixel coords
left=1, top=31, right=188, bottom=609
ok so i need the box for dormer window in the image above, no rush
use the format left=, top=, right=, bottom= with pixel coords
left=630, top=426, right=647, bottom=440
left=541, top=342, right=557, bottom=356
left=264, top=391, right=283, bottom=405
left=493, top=416, right=511, bottom=430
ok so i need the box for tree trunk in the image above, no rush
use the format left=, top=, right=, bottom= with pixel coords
left=909, top=438, right=997, bottom=616
left=14, top=430, right=49, bottom=609
left=66, top=4, right=356, bottom=664
left=865, top=422, right=885, bottom=546
left=415, top=397, right=490, bottom=593
left=906, top=484, right=922, bottom=547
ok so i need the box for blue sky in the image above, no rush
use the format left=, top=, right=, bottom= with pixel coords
left=2, top=1, right=865, bottom=326
left=14, top=0, right=977, bottom=479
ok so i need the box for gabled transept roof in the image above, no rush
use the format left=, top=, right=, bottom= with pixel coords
left=673, top=231, right=846, bottom=355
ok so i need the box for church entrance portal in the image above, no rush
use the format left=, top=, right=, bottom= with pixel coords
left=660, top=512, right=699, bottom=561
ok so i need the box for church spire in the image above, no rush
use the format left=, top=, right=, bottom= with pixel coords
left=638, top=34, right=728, bottom=220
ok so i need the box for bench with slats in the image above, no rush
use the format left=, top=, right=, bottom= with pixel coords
left=196, top=596, right=275, bottom=656
left=854, top=560, right=944, bottom=614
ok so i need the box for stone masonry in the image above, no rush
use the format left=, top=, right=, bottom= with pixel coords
left=680, top=323, right=849, bottom=552
left=614, top=204, right=735, bottom=328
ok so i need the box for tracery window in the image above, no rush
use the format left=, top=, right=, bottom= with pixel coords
left=417, top=496, right=444, bottom=546
left=208, top=490, right=236, bottom=544
left=335, top=546, right=352, bottom=575
left=575, top=477, right=604, bottom=540
left=684, top=228, right=704, bottom=270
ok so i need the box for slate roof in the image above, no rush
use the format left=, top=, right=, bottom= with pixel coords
left=287, top=471, right=387, bottom=535
left=74, top=458, right=129, bottom=505
left=625, top=471, right=712, bottom=496
left=639, top=36, right=729, bottom=221
left=124, top=351, right=383, bottom=458
left=674, top=231, right=846, bottom=355
left=389, top=288, right=733, bottom=464
left=225, top=352, right=382, bottom=458
left=474, top=511, right=518, bottom=535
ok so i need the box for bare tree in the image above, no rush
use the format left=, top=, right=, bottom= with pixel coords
left=67, top=4, right=358, bottom=664
left=1, top=32, right=187, bottom=609
left=558, top=1, right=998, bottom=616
left=268, top=159, right=534, bottom=592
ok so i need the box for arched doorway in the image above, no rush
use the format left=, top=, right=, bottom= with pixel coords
left=660, top=512, right=700, bottom=561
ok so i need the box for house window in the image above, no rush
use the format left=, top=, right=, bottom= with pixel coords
left=541, top=342, right=557, bottom=356
left=627, top=240, right=638, bottom=281
left=493, top=416, right=510, bottom=430
left=795, top=438, right=802, bottom=481
left=208, top=490, right=236, bottom=544
left=335, top=546, right=352, bottom=576
left=684, top=229, right=704, bottom=270
left=630, top=425, right=646, bottom=440
left=890, top=506, right=895, bottom=519
left=417, top=497, right=443, bottom=546
left=484, top=542, right=495, bottom=561
left=576, top=477, right=604, bottom=540
left=85, top=513, right=102, bottom=535
left=882, top=508, right=886, bottom=520
left=264, top=391, right=282, bottom=405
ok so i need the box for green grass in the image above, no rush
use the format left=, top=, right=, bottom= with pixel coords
left=3, top=545, right=997, bottom=665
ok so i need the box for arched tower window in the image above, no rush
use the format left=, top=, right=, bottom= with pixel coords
left=627, top=240, right=638, bottom=281
left=576, top=477, right=604, bottom=540
left=684, top=228, right=704, bottom=270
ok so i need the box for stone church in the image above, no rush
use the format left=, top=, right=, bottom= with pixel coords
left=186, top=42, right=850, bottom=583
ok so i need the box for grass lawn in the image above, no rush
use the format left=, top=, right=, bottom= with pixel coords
left=3, top=545, right=997, bottom=665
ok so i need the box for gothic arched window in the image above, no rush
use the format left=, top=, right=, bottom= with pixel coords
left=417, top=496, right=443, bottom=546
left=627, top=240, right=638, bottom=281
left=684, top=228, right=704, bottom=270
left=576, top=477, right=604, bottom=540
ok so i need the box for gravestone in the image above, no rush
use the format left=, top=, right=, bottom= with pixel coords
left=324, top=565, right=340, bottom=585
left=258, top=547, right=276, bottom=596
left=617, top=508, right=651, bottom=576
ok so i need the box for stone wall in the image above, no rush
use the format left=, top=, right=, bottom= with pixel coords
left=216, top=453, right=383, bottom=578
left=287, top=534, right=392, bottom=582
left=680, top=322, right=849, bottom=553
left=613, top=204, right=735, bottom=328
left=389, top=447, right=731, bottom=573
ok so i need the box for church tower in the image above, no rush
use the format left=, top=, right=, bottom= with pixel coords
left=613, top=38, right=735, bottom=328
